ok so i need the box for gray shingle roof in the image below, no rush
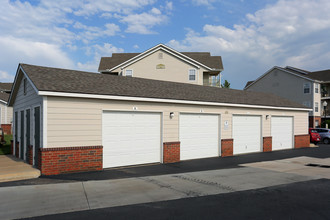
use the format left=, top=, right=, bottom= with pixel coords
left=0, top=92, right=10, bottom=102
left=98, top=52, right=223, bottom=72
left=0, top=83, right=12, bottom=92
left=244, top=81, right=254, bottom=89
left=18, top=63, right=306, bottom=109
left=306, top=70, right=330, bottom=81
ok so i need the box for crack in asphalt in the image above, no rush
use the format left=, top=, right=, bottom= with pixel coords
left=172, top=175, right=236, bottom=192
left=81, top=182, right=91, bottom=210
left=138, top=177, right=202, bottom=197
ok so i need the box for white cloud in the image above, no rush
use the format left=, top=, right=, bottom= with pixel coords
left=169, top=0, right=330, bottom=89
left=120, top=8, right=168, bottom=34
left=0, top=70, right=13, bottom=82
left=74, top=22, right=120, bottom=42
left=77, top=43, right=124, bottom=72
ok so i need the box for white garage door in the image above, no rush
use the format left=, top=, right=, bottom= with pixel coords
left=233, top=115, right=261, bottom=155
left=271, top=116, right=293, bottom=150
left=102, top=111, right=161, bottom=168
left=180, top=113, right=219, bottom=160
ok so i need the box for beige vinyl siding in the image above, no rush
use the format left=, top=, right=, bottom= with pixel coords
left=0, top=102, right=13, bottom=125
left=114, top=49, right=207, bottom=85
left=13, top=74, right=43, bottom=147
left=46, top=96, right=308, bottom=148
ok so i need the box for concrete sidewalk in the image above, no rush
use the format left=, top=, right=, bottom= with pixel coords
left=0, top=155, right=40, bottom=183
left=0, top=165, right=317, bottom=220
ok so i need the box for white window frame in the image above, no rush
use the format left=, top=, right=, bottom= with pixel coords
left=315, top=84, right=319, bottom=93
left=303, top=83, right=310, bottom=94
left=188, top=69, right=197, bottom=81
left=315, top=102, right=319, bottom=112
left=125, top=69, right=133, bottom=77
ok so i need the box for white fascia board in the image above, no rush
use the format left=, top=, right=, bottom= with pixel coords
left=0, top=99, right=7, bottom=105
left=244, top=66, right=317, bottom=90
left=8, top=65, right=40, bottom=105
left=38, top=91, right=311, bottom=112
left=108, top=43, right=214, bottom=72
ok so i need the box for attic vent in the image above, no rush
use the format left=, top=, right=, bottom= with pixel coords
left=158, top=52, right=163, bottom=59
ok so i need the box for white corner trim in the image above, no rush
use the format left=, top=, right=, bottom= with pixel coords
left=42, top=96, right=47, bottom=148
left=38, top=91, right=311, bottom=112
left=244, top=66, right=318, bottom=90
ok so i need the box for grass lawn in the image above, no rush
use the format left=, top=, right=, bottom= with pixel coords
left=0, top=134, right=12, bottom=155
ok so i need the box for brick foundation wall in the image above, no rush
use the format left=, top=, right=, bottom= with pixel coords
left=294, top=134, right=310, bottom=149
left=221, top=139, right=233, bottom=157
left=163, top=142, right=180, bottom=163
left=27, top=145, right=33, bottom=165
left=263, top=136, right=272, bottom=152
left=15, top=142, right=19, bottom=158
left=1, top=124, right=12, bottom=135
left=39, top=146, right=103, bottom=175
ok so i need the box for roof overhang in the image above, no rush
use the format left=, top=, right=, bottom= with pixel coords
left=106, top=44, right=216, bottom=72
left=8, top=64, right=39, bottom=106
left=38, top=90, right=311, bottom=112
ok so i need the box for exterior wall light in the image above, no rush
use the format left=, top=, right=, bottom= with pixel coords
left=266, top=115, right=269, bottom=120
left=170, top=112, right=174, bottom=119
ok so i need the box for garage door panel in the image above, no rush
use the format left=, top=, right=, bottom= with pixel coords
left=180, top=114, right=219, bottom=160
left=233, top=116, right=261, bottom=155
left=102, top=111, right=161, bottom=168
left=271, top=117, right=293, bottom=150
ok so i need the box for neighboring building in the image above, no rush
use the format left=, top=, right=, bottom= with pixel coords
left=0, top=83, right=13, bottom=134
left=98, top=44, right=224, bottom=87
left=9, top=63, right=309, bottom=175
left=244, top=66, right=330, bottom=128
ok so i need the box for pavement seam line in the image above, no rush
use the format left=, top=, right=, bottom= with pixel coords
left=82, top=182, right=91, bottom=210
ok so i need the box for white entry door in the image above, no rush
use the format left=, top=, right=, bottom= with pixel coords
left=271, top=116, right=293, bottom=150
left=180, top=113, right=219, bottom=160
left=102, top=111, right=161, bottom=168
left=233, top=115, right=261, bottom=154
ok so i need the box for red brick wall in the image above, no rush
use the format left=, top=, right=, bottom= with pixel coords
left=15, top=142, right=19, bottom=158
left=163, top=142, right=180, bottom=163
left=1, top=124, right=12, bottom=135
left=221, top=139, right=233, bottom=157
left=27, top=145, right=33, bottom=165
left=294, top=134, right=310, bottom=149
left=263, top=136, right=272, bottom=152
left=39, top=146, right=103, bottom=175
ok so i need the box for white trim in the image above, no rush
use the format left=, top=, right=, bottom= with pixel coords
left=8, top=65, right=39, bottom=105
left=244, top=66, right=319, bottom=90
left=125, top=69, right=133, bottom=77
left=303, top=82, right=311, bottom=94
left=0, top=100, right=7, bottom=105
left=43, top=96, right=47, bottom=148
left=38, top=91, right=311, bottom=112
left=188, top=69, right=197, bottom=81
left=106, top=44, right=218, bottom=72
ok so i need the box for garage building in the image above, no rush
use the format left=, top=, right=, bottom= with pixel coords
left=9, top=64, right=310, bottom=175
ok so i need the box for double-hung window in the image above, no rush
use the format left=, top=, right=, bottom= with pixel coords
left=315, top=102, right=319, bottom=112
left=189, top=69, right=196, bottom=81
left=315, top=84, right=319, bottom=93
left=303, top=83, right=310, bottom=94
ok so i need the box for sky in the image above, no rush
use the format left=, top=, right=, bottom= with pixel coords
left=1, top=0, right=330, bottom=89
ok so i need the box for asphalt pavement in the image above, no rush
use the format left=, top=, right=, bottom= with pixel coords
left=0, top=145, right=329, bottom=219
left=24, top=178, right=330, bottom=220
left=1, top=144, right=329, bottom=187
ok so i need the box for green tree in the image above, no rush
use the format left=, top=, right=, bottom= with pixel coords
left=222, top=80, right=230, bottom=88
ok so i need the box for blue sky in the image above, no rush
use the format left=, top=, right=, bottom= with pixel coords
left=1, top=0, right=330, bottom=89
